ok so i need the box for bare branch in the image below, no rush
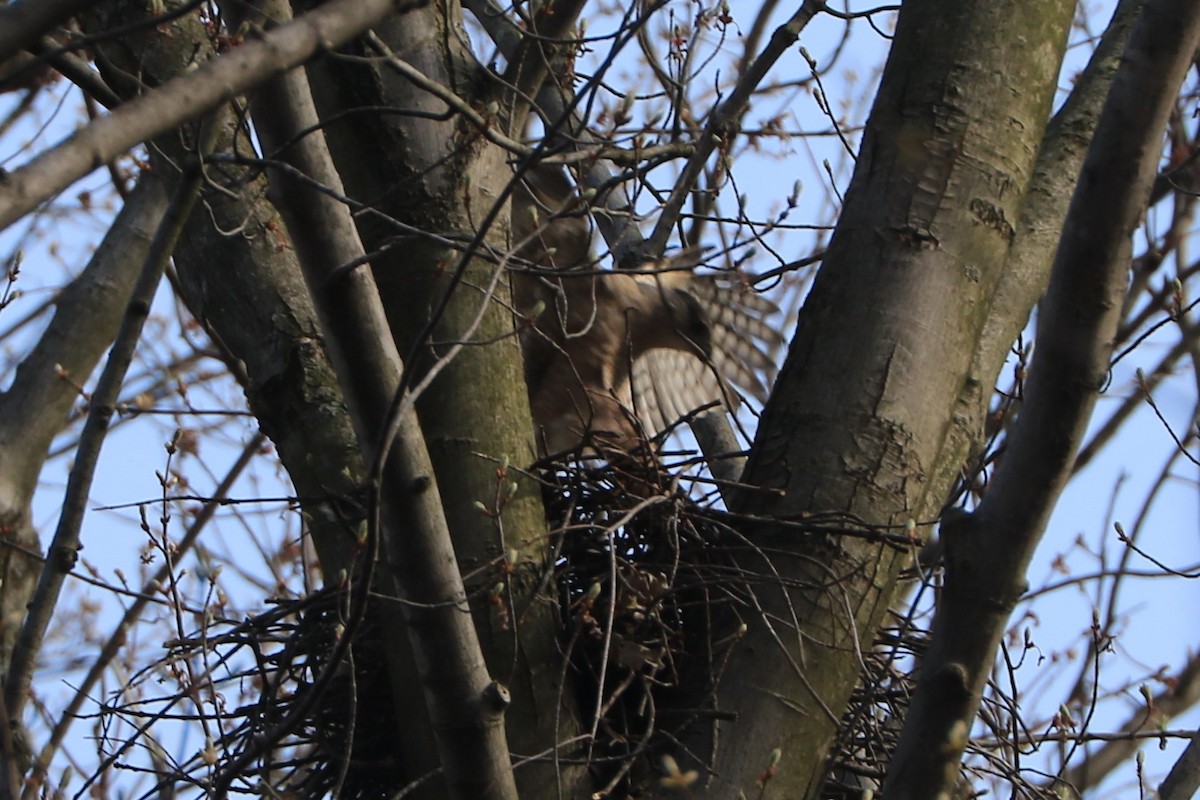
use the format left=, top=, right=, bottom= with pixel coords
left=26, top=37, right=121, bottom=109
left=0, top=0, right=420, bottom=232
left=4, top=113, right=220, bottom=739
left=1159, top=729, right=1200, bottom=800
left=883, top=1, right=1200, bottom=796
left=0, top=177, right=165, bottom=506
left=641, top=0, right=822, bottom=262
left=0, top=0, right=92, bottom=67
left=246, top=14, right=518, bottom=797
left=1057, top=654, right=1200, bottom=795
left=20, top=433, right=266, bottom=800
left=505, top=0, right=588, bottom=133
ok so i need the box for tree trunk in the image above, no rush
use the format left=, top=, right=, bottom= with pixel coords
left=296, top=6, right=587, bottom=793
left=678, top=0, right=1076, bottom=795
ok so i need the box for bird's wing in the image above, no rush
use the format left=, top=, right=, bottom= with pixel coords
left=629, top=348, right=723, bottom=439
left=688, top=274, right=787, bottom=403
left=511, top=163, right=786, bottom=454
left=628, top=273, right=785, bottom=441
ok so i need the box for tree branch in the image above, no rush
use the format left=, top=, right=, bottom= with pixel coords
left=4, top=114, right=217, bottom=731
left=27, top=36, right=122, bottom=109
left=0, top=175, right=165, bottom=799
left=0, top=177, right=165, bottom=507
left=972, top=0, right=1142, bottom=381
left=1159, top=727, right=1200, bottom=800
left=1057, top=653, right=1200, bottom=796
left=882, top=2, right=1200, bottom=796
left=0, top=0, right=92, bottom=66
left=20, top=432, right=265, bottom=800
left=0, top=0, right=422, bottom=232
left=641, top=0, right=821, bottom=262
left=497, top=0, right=588, bottom=137
left=247, top=14, right=518, bottom=797
left=465, top=0, right=645, bottom=260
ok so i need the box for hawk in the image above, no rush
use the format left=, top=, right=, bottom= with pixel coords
left=511, top=165, right=784, bottom=457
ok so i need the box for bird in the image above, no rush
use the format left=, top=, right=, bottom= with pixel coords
left=510, top=164, right=784, bottom=458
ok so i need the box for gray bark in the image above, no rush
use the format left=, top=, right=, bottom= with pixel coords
left=0, top=175, right=166, bottom=791
left=0, top=0, right=414, bottom=232
left=297, top=4, right=589, bottom=794
left=884, top=1, right=1200, bottom=795
left=247, top=10, right=518, bottom=794
left=675, top=0, right=1077, bottom=795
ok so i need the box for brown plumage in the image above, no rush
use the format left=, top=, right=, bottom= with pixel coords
left=511, top=165, right=783, bottom=457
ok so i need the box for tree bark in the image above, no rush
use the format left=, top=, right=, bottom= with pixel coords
left=247, top=8, right=520, bottom=794
left=681, top=0, right=1076, bottom=795
left=84, top=0, right=374, bottom=582
left=296, top=5, right=587, bottom=794
left=883, top=1, right=1200, bottom=795
left=0, top=176, right=166, bottom=792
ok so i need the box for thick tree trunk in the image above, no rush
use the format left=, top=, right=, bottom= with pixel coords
left=885, top=1, right=1200, bottom=795
left=83, top=2, right=372, bottom=582
left=675, top=0, right=1075, bottom=795
left=297, top=6, right=587, bottom=794
left=15, top=1, right=1186, bottom=797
